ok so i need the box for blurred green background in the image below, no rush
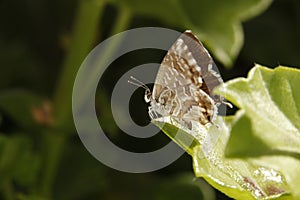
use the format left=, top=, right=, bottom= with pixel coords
left=0, top=0, right=299, bottom=199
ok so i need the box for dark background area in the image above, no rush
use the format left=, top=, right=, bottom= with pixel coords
left=0, top=0, right=299, bottom=199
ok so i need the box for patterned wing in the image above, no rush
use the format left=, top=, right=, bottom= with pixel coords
left=152, top=30, right=223, bottom=102
left=150, top=30, right=222, bottom=127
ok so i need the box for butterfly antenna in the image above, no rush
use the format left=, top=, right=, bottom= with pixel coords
left=128, top=76, right=150, bottom=91
left=223, top=101, right=233, bottom=108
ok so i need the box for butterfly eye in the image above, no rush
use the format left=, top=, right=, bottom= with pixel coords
left=144, top=89, right=151, bottom=103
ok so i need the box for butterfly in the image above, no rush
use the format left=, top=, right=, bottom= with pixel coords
left=129, top=30, right=231, bottom=129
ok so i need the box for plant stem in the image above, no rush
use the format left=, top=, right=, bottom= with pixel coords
left=40, top=132, right=65, bottom=198
left=2, top=180, right=14, bottom=200
left=41, top=2, right=133, bottom=198
left=54, top=0, right=105, bottom=128
left=41, top=0, right=105, bottom=198
left=75, top=6, right=132, bottom=108
left=110, top=6, right=132, bottom=35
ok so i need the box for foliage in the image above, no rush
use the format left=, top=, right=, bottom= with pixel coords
left=153, top=65, right=300, bottom=199
left=0, top=0, right=299, bottom=199
left=107, top=0, right=273, bottom=67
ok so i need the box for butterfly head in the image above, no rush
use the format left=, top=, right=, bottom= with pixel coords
left=128, top=76, right=152, bottom=103
left=144, top=88, right=152, bottom=103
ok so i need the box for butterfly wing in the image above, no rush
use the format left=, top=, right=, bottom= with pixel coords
left=150, top=30, right=221, bottom=126
left=153, top=30, right=223, bottom=101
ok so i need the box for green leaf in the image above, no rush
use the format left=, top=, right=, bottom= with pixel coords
left=152, top=65, right=300, bottom=199
left=152, top=116, right=200, bottom=156
left=107, top=0, right=273, bottom=66
left=154, top=117, right=292, bottom=199
left=0, top=134, right=41, bottom=187
left=224, top=110, right=272, bottom=157
left=217, top=65, right=300, bottom=157
left=52, top=141, right=108, bottom=200
left=0, top=90, right=44, bottom=129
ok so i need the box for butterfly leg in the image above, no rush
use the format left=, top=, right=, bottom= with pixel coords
left=148, top=106, right=159, bottom=120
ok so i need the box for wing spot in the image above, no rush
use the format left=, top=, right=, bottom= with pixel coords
left=198, top=77, right=203, bottom=84
left=189, top=58, right=197, bottom=66
left=168, top=67, right=174, bottom=75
